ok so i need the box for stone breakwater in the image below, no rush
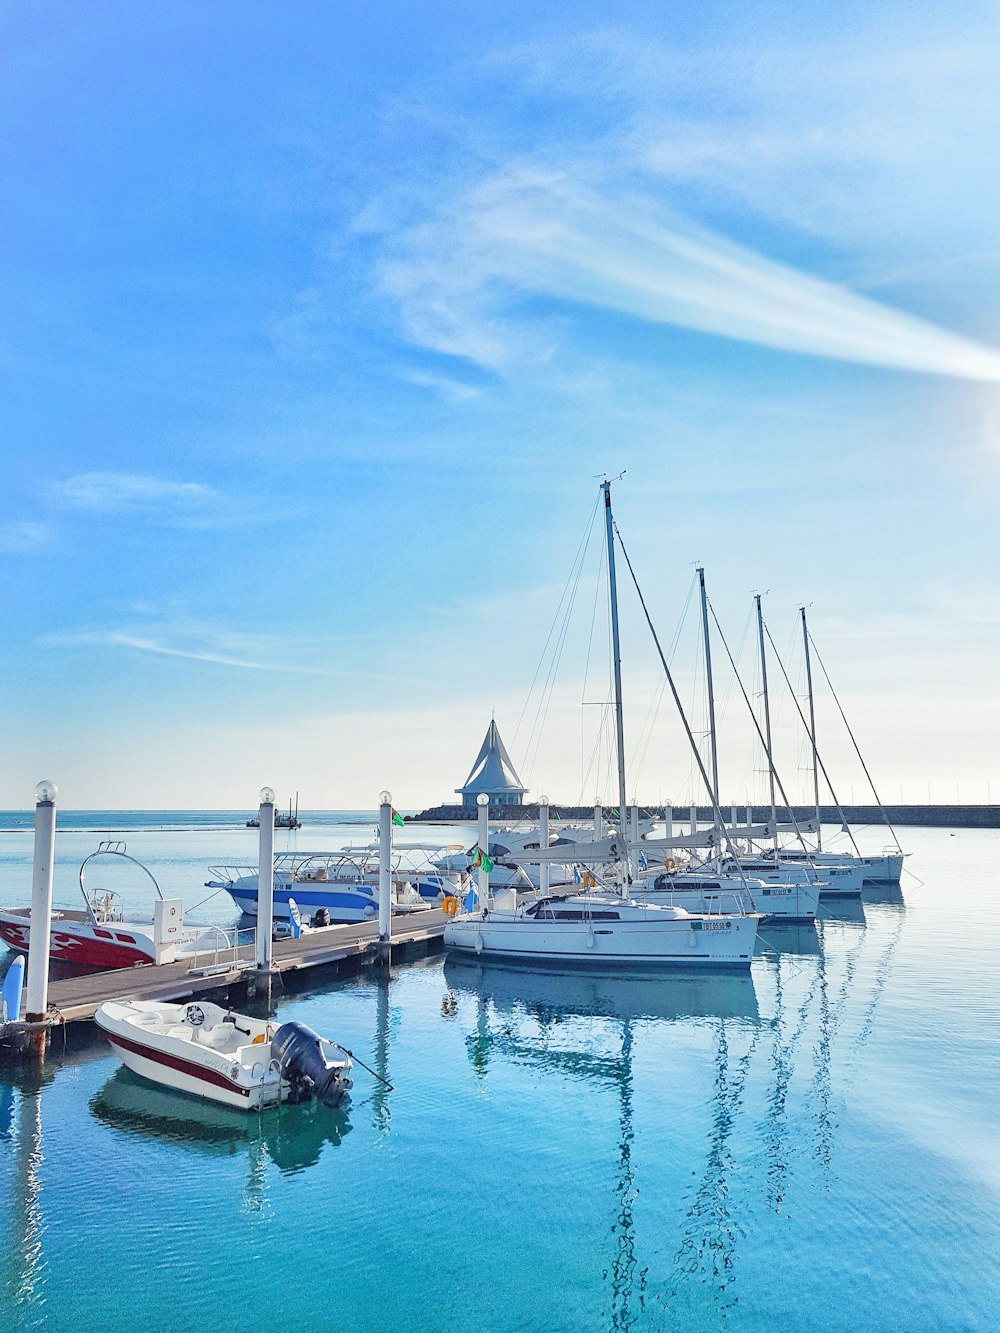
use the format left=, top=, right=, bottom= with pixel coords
left=406, top=803, right=1000, bottom=828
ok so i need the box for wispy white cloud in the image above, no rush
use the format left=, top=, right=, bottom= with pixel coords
left=0, top=520, right=53, bottom=554
left=103, top=633, right=335, bottom=674
left=46, top=619, right=382, bottom=679
left=403, top=369, right=482, bottom=401
left=51, top=472, right=214, bottom=514
left=379, top=166, right=1000, bottom=382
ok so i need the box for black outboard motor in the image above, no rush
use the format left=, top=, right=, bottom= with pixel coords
left=271, top=1021, right=349, bottom=1106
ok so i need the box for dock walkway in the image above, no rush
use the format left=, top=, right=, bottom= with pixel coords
left=7, top=911, right=448, bottom=1027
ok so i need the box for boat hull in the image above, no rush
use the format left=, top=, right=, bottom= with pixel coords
left=720, top=860, right=864, bottom=898
left=225, top=878, right=437, bottom=921
left=226, top=881, right=379, bottom=922
left=861, top=853, right=904, bottom=883
left=103, top=1028, right=279, bottom=1111
left=444, top=911, right=757, bottom=969
left=92, top=1000, right=353, bottom=1114
left=0, top=908, right=157, bottom=969
left=634, top=881, right=819, bottom=923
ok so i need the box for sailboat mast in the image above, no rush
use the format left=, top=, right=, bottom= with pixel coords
left=697, top=568, right=721, bottom=828
left=755, top=594, right=778, bottom=846
left=801, top=606, right=822, bottom=850
left=602, top=481, right=630, bottom=872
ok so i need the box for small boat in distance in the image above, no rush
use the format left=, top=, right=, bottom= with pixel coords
left=247, top=793, right=302, bottom=829
left=95, top=999, right=352, bottom=1112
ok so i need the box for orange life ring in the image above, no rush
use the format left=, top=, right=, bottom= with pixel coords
left=442, top=896, right=459, bottom=916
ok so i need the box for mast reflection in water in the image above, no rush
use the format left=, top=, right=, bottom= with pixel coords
left=445, top=892, right=906, bottom=1331
left=445, top=960, right=759, bottom=1331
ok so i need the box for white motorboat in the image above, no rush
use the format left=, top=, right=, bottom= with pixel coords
left=444, top=891, right=758, bottom=968
left=0, top=842, right=220, bottom=970
left=207, top=850, right=448, bottom=922
left=95, top=999, right=352, bottom=1112
left=632, top=869, right=819, bottom=922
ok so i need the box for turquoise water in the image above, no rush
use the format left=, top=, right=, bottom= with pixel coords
left=1, top=822, right=999, bottom=1331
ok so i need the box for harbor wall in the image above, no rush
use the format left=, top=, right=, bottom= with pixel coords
left=406, top=803, right=1000, bottom=828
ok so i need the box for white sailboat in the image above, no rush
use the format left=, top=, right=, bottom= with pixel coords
left=633, top=868, right=819, bottom=922
left=759, top=606, right=904, bottom=888
left=444, top=479, right=760, bottom=970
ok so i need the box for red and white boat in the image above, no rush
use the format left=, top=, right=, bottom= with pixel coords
left=0, top=842, right=218, bottom=971
left=95, top=999, right=352, bottom=1111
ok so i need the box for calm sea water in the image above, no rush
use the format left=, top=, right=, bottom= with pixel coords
left=1, top=819, right=998, bottom=1332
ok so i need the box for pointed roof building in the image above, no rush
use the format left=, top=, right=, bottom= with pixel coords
left=456, top=719, right=527, bottom=808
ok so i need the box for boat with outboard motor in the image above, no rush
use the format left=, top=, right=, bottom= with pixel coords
left=95, top=998, right=352, bottom=1111
left=0, top=842, right=221, bottom=970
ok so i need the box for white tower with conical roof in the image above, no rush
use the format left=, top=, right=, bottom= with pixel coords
left=456, top=719, right=527, bottom=809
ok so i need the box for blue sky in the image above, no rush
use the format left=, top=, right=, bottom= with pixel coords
left=2, top=2, right=999, bottom=809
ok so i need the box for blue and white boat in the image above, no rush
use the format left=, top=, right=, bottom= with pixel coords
left=206, top=850, right=462, bottom=922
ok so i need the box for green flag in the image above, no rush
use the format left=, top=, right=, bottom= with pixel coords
left=392, top=808, right=404, bottom=827
left=472, top=845, right=494, bottom=874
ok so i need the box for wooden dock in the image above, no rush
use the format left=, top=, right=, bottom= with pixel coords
left=2, top=911, right=447, bottom=1037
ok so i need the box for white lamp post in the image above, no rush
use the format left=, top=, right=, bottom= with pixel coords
left=378, top=790, right=392, bottom=943
left=24, top=781, right=57, bottom=1024
left=476, top=793, right=490, bottom=910
left=594, top=798, right=603, bottom=842
left=255, top=787, right=275, bottom=969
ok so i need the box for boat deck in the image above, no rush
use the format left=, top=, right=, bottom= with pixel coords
left=2, top=911, right=447, bottom=1031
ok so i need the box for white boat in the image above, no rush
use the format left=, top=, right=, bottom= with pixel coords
left=444, top=891, right=758, bottom=968
left=860, top=850, right=906, bottom=883
left=0, top=842, right=220, bottom=970
left=763, top=848, right=879, bottom=893
left=446, top=481, right=761, bottom=969
left=95, top=998, right=352, bottom=1111
left=713, top=853, right=862, bottom=897
left=207, top=850, right=449, bottom=922
left=434, top=828, right=578, bottom=890
left=632, top=869, right=819, bottom=922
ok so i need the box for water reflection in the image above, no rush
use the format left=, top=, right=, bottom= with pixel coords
left=445, top=962, right=760, bottom=1332
left=818, top=897, right=867, bottom=925
left=443, top=959, right=761, bottom=1025
left=372, top=975, right=392, bottom=1133
left=2, top=1075, right=45, bottom=1317
left=755, top=921, right=823, bottom=958
left=861, top=881, right=905, bottom=907
left=90, top=1067, right=351, bottom=1173
left=446, top=897, right=911, bottom=1330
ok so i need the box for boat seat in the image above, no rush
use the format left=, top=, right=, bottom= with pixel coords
left=167, top=1025, right=192, bottom=1040
left=200, top=1027, right=237, bottom=1050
